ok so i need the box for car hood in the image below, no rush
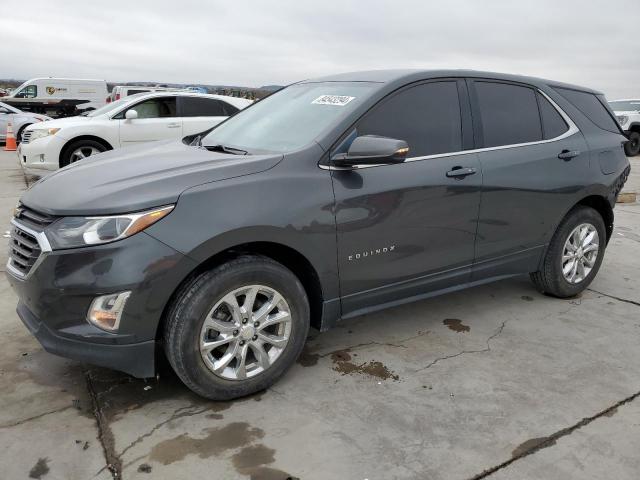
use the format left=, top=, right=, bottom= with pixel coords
left=20, top=140, right=283, bottom=216
left=25, top=116, right=91, bottom=130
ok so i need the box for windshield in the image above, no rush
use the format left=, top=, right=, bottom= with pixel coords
left=202, top=82, right=375, bottom=153
left=609, top=100, right=640, bottom=112
left=84, top=97, right=131, bottom=117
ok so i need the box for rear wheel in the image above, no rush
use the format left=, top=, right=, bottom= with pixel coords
left=60, top=139, right=107, bottom=167
left=624, top=131, right=640, bottom=157
left=530, top=206, right=606, bottom=297
left=164, top=256, right=310, bottom=400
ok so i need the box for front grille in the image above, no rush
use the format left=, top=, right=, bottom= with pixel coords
left=21, top=130, right=32, bottom=144
left=8, top=225, right=42, bottom=276
left=14, top=205, right=56, bottom=229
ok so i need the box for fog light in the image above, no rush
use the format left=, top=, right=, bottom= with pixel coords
left=87, top=291, right=131, bottom=332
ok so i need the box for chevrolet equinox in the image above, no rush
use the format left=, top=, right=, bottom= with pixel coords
left=7, top=70, right=630, bottom=400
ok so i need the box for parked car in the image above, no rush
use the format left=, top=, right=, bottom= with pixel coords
left=108, top=85, right=190, bottom=103
left=17, top=91, right=251, bottom=176
left=0, top=101, right=51, bottom=143
left=2, top=78, right=108, bottom=117
left=609, top=99, right=640, bottom=156
left=6, top=70, right=630, bottom=400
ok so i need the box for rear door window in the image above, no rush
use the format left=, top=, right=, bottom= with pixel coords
left=474, top=81, right=542, bottom=148
left=179, top=97, right=227, bottom=116
left=356, top=81, right=462, bottom=157
left=537, top=93, right=569, bottom=139
left=553, top=87, right=620, bottom=134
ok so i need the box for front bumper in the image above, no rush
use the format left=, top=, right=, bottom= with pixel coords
left=6, top=229, right=198, bottom=378
left=18, top=135, right=66, bottom=176
left=17, top=301, right=156, bottom=377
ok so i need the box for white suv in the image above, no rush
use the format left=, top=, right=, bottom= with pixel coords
left=609, top=99, right=640, bottom=156
left=18, top=92, right=252, bottom=176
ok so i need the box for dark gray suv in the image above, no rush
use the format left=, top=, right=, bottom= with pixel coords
left=6, top=70, right=630, bottom=400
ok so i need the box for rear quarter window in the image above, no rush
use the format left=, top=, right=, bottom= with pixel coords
left=537, top=93, right=569, bottom=139
left=553, top=87, right=620, bottom=134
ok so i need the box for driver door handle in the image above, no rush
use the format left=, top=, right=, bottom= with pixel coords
left=446, top=166, right=477, bottom=178
left=167, top=123, right=181, bottom=128
left=558, top=149, right=580, bottom=160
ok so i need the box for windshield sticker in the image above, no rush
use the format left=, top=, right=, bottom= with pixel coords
left=312, top=95, right=355, bottom=106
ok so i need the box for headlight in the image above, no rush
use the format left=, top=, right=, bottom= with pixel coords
left=616, top=115, right=629, bottom=126
left=46, top=205, right=174, bottom=249
left=28, top=127, right=60, bottom=141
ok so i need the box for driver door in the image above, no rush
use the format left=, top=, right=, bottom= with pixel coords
left=331, top=80, right=483, bottom=316
left=117, top=96, right=183, bottom=145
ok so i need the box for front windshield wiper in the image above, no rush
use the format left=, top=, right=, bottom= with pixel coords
left=206, top=144, right=248, bottom=155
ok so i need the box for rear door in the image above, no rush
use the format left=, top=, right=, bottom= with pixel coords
left=332, top=80, right=482, bottom=316
left=0, top=105, right=11, bottom=138
left=468, top=79, right=589, bottom=280
left=178, top=96, right=231, bottom=135
left=116, top=96, right=182, bottom=145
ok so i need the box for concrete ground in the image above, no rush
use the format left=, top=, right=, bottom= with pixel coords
left=0, top=147, right=639, bottom=480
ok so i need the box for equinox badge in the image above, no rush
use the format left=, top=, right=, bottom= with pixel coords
left=348, top=245, right=396, bottom=261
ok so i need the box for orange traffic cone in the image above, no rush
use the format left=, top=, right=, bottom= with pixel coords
left=4, top=121, right=17, bottom=151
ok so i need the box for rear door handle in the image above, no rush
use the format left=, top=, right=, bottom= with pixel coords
left=446, top=166, right=477, bottom=178
left=558, top=149, right=580, bottom=160
left=167, top=123, right=181, bottom=128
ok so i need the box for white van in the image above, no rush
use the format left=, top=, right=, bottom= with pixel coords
left=3, top=78, right=108, bottom=117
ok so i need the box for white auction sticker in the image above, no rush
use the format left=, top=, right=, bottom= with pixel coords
left=311, top=95, right=355, bottom=106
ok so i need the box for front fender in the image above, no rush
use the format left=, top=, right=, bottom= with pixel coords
left=145, top=153, right=339, bottom=301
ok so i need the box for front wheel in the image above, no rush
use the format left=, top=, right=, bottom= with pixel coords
left=530, top=206, right=606, bottom=297
left=624, top=131, right=640, bottom=157
left=164, top=255, right=310, bottom=400
left=60, top=139, right=107, bottom=167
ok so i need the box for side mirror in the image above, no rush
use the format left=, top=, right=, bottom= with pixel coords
left=331, top=135, right=409, bottom=168
left=125, top=109, right=138, bottom=120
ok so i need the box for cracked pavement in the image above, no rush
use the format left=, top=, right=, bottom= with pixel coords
left=0, top=149, right=639, bottom=480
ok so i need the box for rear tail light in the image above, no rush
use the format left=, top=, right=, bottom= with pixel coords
left=106, top=96, right=111, bottom=103
left=115, top=94, right=120, bottom=100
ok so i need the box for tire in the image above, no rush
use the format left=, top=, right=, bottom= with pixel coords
left=530, top=206, right=606, bottom=297
left=624, top=131, right=640, bottom=157
left=163, top=255, right=310, bottom=400
left=60, top=139, right=107, bottom=167
left=16, top=124, right=30, bottom=144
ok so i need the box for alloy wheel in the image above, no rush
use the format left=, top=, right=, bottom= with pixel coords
left=561, top=223, right=599, bottom=284
left=199, top=285, right=292, bottom=380
left=70, top=146, right=101, bottom=163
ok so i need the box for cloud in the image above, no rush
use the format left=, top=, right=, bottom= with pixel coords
left=3, top=0, right=638, bottom=97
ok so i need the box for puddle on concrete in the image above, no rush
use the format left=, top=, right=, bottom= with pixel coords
left=232, top=444, right=297, bottom=480
left=330, top=349, right=399, bottom=380
left=511, top=436, right=555, bottom=458
left=443, top=318, right=470, bottom=333
left=521, top=295, right=534, bottom=301
left=28, top=457, right=49, bottom=479
left=296, top=346, right=320, bottom=367
left=149, top=422, right=264, bottom=465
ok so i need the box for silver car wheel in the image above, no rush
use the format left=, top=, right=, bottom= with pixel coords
left=70, top=146, right=101, bottom=163
left=199, top=285, right=292, bottom=381
left=561, top=223, right=599, bottom=284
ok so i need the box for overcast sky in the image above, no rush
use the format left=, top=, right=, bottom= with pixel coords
left=3, top=0, right=639, bottom=98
